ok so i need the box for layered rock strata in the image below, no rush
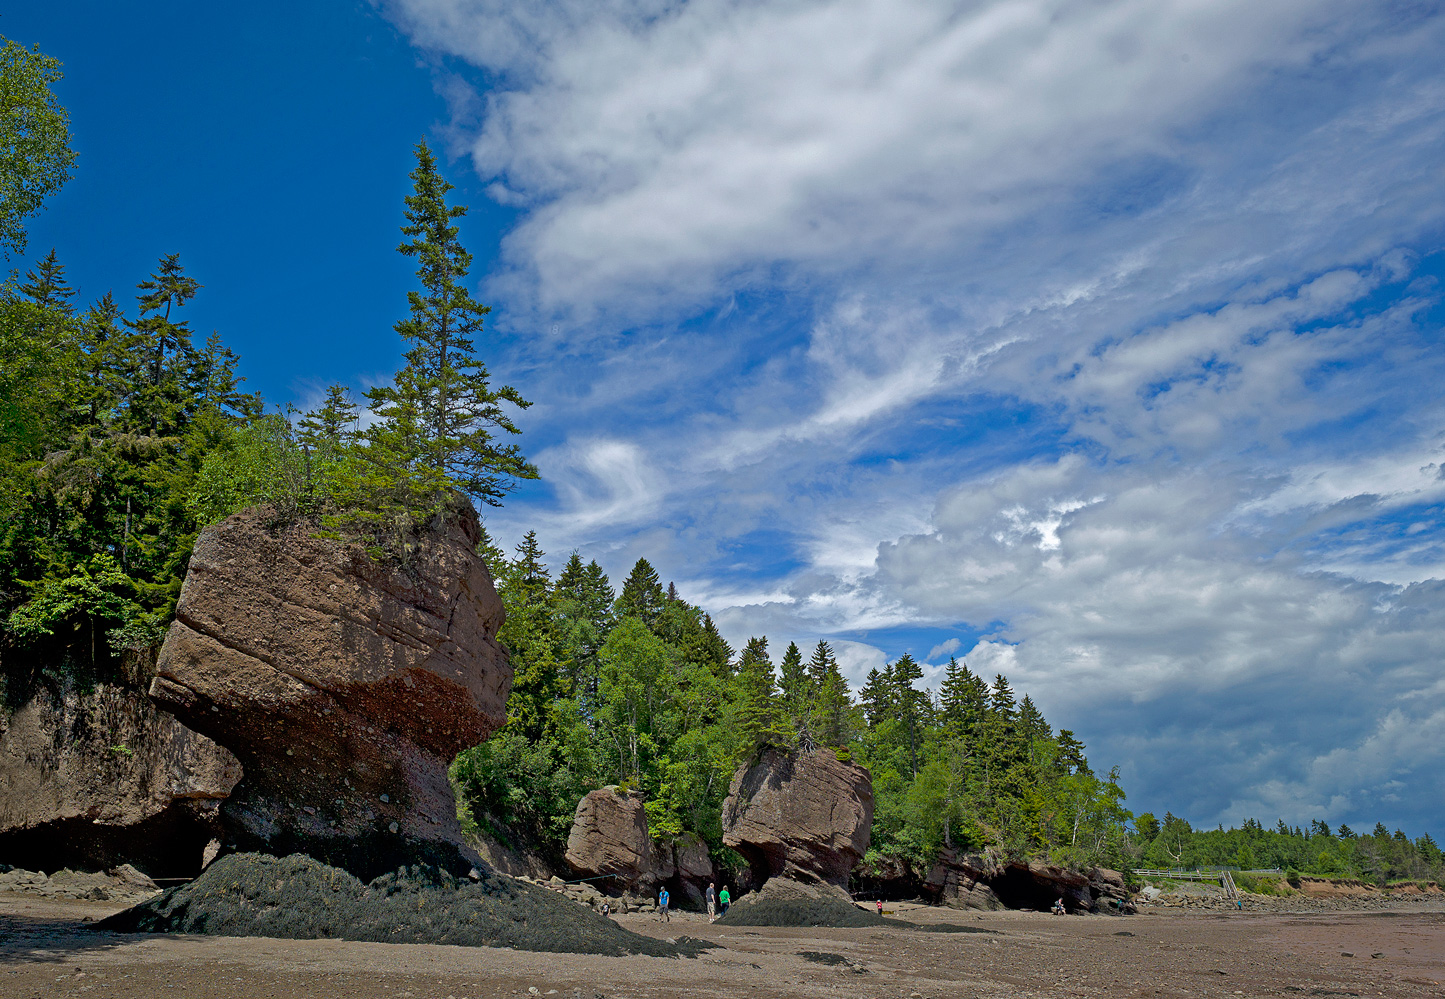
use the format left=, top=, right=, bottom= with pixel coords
left=0, top=682, right=240, bottom=875
left=721, top=747, right=873, bottom=891
left=923, top=848, right=1127, bottom=912
left=147, top=504, right=511, bottom=876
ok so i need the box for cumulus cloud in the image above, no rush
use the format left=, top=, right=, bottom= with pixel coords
left=386, top=0, right=1445, bottom=831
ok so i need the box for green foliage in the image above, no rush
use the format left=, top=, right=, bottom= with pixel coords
left=2, top=137, right=536, bottom=704
left=0, top=250, right=259, bottom=702
left=1131, top=815, right=1445, bottom=884
left=361, top=139, right=536, bottom=525
left=453, top=539, right=1144, bottom=880
left=0, top=38, right=77, bottom=257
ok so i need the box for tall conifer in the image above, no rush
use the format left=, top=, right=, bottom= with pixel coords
left=365, top=140, right=537, bottom=515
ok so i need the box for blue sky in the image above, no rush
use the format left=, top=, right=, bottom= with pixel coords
left=11, top=1, right=1445, bottom=837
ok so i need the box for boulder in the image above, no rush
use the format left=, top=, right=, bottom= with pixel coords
left=147, top=503, right=511, bottom=876
left=672, top=831, right=712, bottom=882
left=564, top=787, right=673, bottom=887
left=721, top=747, right=873, bottom=890
left=0, top=864, right=162, bottom=902
left=0, top=682, right=240, bottom=876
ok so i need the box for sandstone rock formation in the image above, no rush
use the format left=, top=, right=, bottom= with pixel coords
left=923, top=848, right=1126, bottom=912
left=564, top=787, right=673, bottom=887
left=919, top=849, right=1002, bottom=910
left=147, top=503, right=511, bottom=876
left=0, top=682, right=240, bottom=875
left=721, top=747, right=873, bottom=890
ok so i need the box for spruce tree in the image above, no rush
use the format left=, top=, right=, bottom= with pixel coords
left=736, top=636, right=788, bottom=755
left=365, top=140, right=537, bottom=515
left=889, top=653, right=926, bottom=777
left=778, top=641, right=809, bottom=719
left=130, top=253, right=200, bottom=387
left=297, top=385, right=358, bottom=450
left=616, top=557, right=665, bottom=627
left=860, top=667, right=892, bottom=727
left=698, top=613, right=733, bottom=677
left=806, top=640, right=851, bottom=748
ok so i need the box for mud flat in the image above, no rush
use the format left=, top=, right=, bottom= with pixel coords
left=3, top=891, right=1442, bottom=997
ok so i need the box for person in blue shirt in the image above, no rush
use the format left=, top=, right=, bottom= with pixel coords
left=658, top=887, right=670, bottom=922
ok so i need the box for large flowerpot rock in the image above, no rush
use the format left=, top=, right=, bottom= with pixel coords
left=721, top=747, right=873, bottom=890
left=147, top=503, right=511, bottom=877
left=0, top=682, right=240, bottom=876
left=564, top=787, right=673, bottom=887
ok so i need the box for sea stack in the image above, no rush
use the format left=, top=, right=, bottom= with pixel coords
left=148, top=502, right=511, bottom=876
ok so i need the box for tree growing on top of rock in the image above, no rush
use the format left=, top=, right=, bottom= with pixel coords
left=361, top=139, right=537, bottom=521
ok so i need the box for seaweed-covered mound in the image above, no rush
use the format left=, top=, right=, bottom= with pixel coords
left=97, top=852, right=709, bottom=957
left=715, top=878, right=887, bottom=928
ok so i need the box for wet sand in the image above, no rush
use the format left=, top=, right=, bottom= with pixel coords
left=3, top=892, right=1442, bottom=998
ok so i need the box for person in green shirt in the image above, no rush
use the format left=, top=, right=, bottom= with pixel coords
left=719, top=886, right=730, bottom=917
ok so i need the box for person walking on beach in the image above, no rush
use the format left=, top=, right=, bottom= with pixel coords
left=658, top=887, right=670, bottom=922
left=706, top=882, right=717, bottom=923
left=719, top=886, right=730, bottom=917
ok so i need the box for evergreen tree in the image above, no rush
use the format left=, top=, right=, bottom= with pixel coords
left=778, top=641, right=809, bottom=720
left=736, top=636, right=788, bottom=754
left=806, top=640, right=852, bottom=748
left=474, top=524, right=508, bottom=580
left=860, top=667, right=892, bottom=727
left=130, top=253, right=201, bottom=389
left=297, top=385, right=358, bottom=450
left=888, top=654, right=926, bottom=778
left=18, top=248, right=74, bottom=311
left=616, top=557, right=665, bottom=628
left=364, top=140, right=536, bottom=515
left=697, top=613, right=733, bottom=677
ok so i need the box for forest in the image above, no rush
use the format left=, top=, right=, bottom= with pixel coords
left=1, top=32, right=1440, bottom=892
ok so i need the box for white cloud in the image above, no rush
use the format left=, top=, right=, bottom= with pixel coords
left=386, top=0, right=1445, bottom=831
left=926, top=637, right=961, bottom=662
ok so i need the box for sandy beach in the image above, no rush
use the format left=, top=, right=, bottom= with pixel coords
left=3, top=892, right=1442, bottom=999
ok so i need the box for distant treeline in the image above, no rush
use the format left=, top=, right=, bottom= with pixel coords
left=1133, top=813, right=1444, bottom=884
